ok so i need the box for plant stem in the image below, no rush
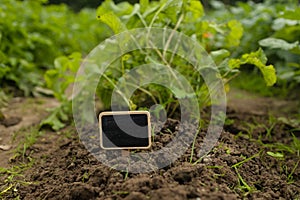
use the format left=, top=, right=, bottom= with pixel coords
left=190, top=128, right=201, bottom=163
left=234, top=166, right=253, bottom=192
left=231, top=151, right=261, bottom=168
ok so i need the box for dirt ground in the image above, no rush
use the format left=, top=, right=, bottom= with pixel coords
left=0, top=89, right=299, bottom=200
left=0, top=97, right=59, bottom=168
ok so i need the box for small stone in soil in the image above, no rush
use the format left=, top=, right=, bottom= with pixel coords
left=1, top=116, right=22, bottom=127
left=173, top=171, right=192, bottom=184
left=0, top=145, right=12, bottom=151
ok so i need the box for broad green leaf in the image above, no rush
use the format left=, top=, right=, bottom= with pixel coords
left=44, top=70, right=58, bottom=88
left=210, top=49, right=230, bottom=63
left=186, top=0, right=204, bottom=19
left=97, top=12, right=126, bottom=34
left=173, top=87, right=195, bottom=99
left=272, top=18, right=298, bottom=31
left=225, top=20, right=243, bottom=47
left=242, top=49, right=276, bottom=86
left=279, top=71, right=295, bottom=80
left=140, top=0, right=149, bottom=13
left=209, top=23, right=225, bottom=34
left=40, top=108, right=66, bottom=131
left=68, top=52, right=82, bottom=72
left=54, top=56, right=69, bottom=71
left=112, top=1, right=133, bottom=16
left=259, top=38, right=299, bottom=51
left=96, top=0, right=132, bottom=16
left=273, top=25, right=300, bottom=43
left=44, top=69, right=63, bottom=100
left=251, top=46, right=268, bottom=64
left=156, top=0, right=183, bottom=24
left=229, top=49, right=277, bottom=86
left=280, top=7, right=300, bottom=20
left=122, top=4, right=144, bottom=29
left=259, top=64, right=277, bottom=87
left=228, top=58, right=241, bottom=69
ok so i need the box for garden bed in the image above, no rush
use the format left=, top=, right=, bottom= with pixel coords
left=1, top=89, right=299, bottom=200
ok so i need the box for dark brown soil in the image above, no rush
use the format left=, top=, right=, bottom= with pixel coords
left=0, top=89, right=300, bottom=200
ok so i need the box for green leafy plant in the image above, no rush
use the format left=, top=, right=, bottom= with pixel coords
left=91, top=0, right=276, bottom=116
left=0, top=0, right=107, bottom=96
left=41, top=52, right=82, bottom=130
left=228, top=48, right=277, bottom=86
left=37, top=0, right=278, bottom=130
left=208, top=0, right=299, bottom=91
left=258, top=6, right=300, bottom=86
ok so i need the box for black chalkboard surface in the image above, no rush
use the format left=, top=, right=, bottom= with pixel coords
left=99, top=111, right=151, bottom=149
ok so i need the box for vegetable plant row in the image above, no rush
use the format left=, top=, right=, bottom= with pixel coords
left=1, top=0, right=298, bottom=130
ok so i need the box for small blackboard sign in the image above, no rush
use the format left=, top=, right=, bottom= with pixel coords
left=99, top=111, right=151, bottom=149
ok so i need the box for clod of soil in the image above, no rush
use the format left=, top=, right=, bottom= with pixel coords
left=0, top=116, right=22, bottom=127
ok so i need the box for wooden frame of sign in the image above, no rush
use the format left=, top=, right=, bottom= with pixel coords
left=99, top=111, right=151, bottom=150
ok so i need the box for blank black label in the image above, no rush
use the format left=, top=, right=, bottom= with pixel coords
left=101, top=114, right=149, bottom=148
